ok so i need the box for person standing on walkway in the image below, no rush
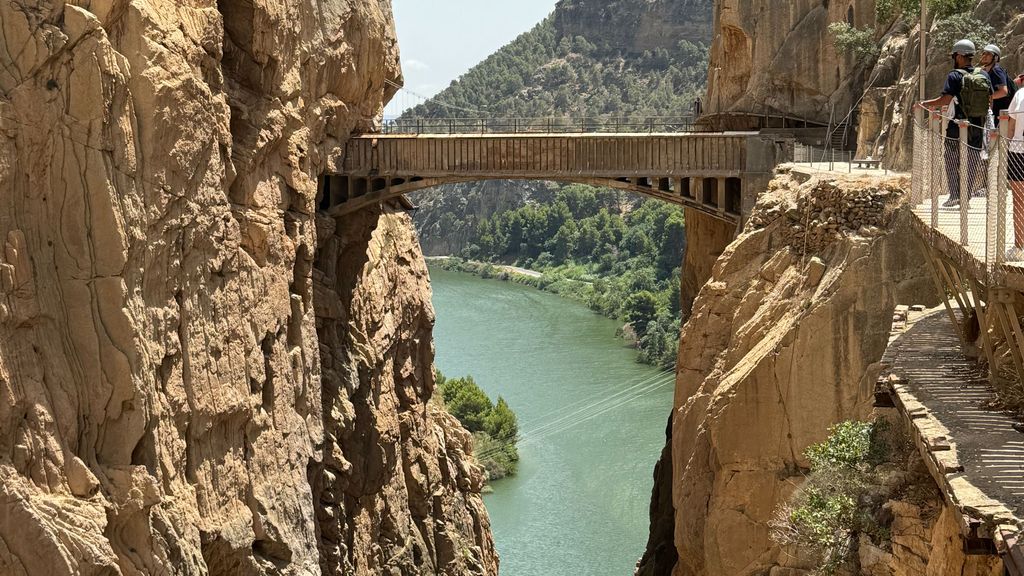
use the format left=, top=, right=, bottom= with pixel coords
left=981, top=44, right=1012, bottom=126
left=1005, top=77, right=1024, bottom=260
left=919, top=39, right=994, bottom=208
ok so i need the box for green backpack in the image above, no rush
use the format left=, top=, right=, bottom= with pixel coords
left=957, top=67, right=992, bottom=118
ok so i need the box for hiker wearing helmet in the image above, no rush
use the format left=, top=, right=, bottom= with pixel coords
left=919, top=39, right=993, bottom=208
left=980, top=44, right=1011, bottom=126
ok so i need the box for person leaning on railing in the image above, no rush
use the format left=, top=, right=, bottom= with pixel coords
left=1005, top=73, right=1024, bottom=261
left=918, top=39, right=994, bottom=209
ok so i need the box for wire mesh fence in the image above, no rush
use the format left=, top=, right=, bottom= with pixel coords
left=912, top=107, right=1021, bottom=273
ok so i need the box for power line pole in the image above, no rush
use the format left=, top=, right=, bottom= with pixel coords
left=919, top=0, right=928, bottom=111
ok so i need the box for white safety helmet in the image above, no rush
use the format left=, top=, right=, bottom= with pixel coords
left=952, top=39, right=976, bottom=56
left=983, top=44, right=1001, bottom=59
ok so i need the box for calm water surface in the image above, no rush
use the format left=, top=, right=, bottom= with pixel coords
left=429, top=267, right=674, bottom=576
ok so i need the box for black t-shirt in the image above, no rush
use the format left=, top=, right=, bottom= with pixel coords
left=942, top=67, right=993, bottom=138
left=991, top=64, right=1012, bottom=115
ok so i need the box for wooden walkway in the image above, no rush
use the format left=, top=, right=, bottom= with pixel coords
left=910, top=192, right=1024, bottom=292
left=882, top=307, right=1023, bottom=550
left=911, top=194, right=1007, bottom=264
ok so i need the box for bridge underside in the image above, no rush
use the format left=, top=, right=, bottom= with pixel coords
left=320, top=174, right=747, bottom=223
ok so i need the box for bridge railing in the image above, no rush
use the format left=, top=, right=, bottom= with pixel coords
left=793, top=143, right=855, bottom=166
left=380, top=115, right=700, bottom=135
left=911, top=107, right=1012, bottom=279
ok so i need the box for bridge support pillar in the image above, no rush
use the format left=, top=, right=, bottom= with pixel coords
left=681, top=207, right=738, bottom=315
left=682, top=177, right=695, bottom=201
left=716, top=177, right=727, bottom=216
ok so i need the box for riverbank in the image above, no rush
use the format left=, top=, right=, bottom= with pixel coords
left=425, top=256, right=595, bottom=308
left=426, top=256, right=545, bottom=279
left=425, top=256, right=679, bottom=367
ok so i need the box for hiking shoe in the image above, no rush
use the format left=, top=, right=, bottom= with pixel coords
left=973, top=188, right=987, bottom=198
left=1006, top=247, right=1024, bottom=262
left=940, top=198, right=963, bottom=209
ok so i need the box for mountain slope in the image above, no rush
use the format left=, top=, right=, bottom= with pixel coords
left=404, top=0, right=713, bottom=257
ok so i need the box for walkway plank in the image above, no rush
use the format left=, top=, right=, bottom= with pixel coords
left=886, top=309, right=1024, bottom=526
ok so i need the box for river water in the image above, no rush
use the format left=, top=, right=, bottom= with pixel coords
left=429, top=267, right=675, bottom=576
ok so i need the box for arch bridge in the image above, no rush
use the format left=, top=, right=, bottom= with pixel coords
left=322, top=131, right=792, bottom=223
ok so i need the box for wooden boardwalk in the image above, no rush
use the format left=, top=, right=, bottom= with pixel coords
left=911, top=193, right=1009, bottom=264
left=883, top=308, right=1024, bottom=547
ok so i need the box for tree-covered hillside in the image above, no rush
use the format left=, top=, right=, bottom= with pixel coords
left=402, top=18, right=708, bottom=121
left=406, top=0, right=712, bottom=366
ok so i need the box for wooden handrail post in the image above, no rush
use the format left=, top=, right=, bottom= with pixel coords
left=930, top=108, right=942, bottom=228
left=997, top=111, right=1010, bottom=265
left=958, top=120, right=970, bottom=246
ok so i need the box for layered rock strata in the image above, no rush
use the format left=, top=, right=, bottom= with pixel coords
left=312, top=204, right=497, bottom=575
left=0, top=0, right=494, bottom=574
left=705, top=0, right=879, bottom=124
left=668, top=173, right=933, bottom=575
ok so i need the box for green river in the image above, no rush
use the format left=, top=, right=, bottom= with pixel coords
left=429, top=266, right=675, bottom=576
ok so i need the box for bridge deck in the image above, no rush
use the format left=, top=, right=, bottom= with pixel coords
left=884, top=308, right=1024, bottom=530
left=343, top=132, right=757, bottom=177
left=911, top=193, right=1024, bottom=289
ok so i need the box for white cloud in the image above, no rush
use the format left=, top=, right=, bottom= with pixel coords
left=403, top=58, right=431, bottom=72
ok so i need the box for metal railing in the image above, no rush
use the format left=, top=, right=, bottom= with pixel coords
left=793, top=143, right=856, bottom=166
left=380, top=116, right=700, bottom=135
left=698, top=109, right=828, bottom=127
left=912, top=107, right=1013, bottom=276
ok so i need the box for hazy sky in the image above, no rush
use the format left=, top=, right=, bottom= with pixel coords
left=391, top=0, right=559, bottom=113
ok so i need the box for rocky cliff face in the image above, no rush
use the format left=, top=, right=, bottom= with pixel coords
left=553, top=0, right=713, bottom=55
left=705, top=0, right=879, bottom=123
left=0, top=1, right=494, bottom=574
left=312, top=205, right=496, bottom=575
left=666, top=173, right=933, bottom=575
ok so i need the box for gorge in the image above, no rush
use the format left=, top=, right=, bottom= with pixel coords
left=2, top=0, right=1023, bottom=575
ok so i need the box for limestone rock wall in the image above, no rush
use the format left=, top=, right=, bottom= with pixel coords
left=882, top=500, right=1003, bottom=576
left=679, top=207, right=737, bottom=316
left=705, top=0, right=879, bottom=124
left=668, top=173, right=933, bottom=576
left=0, top=1, right=493, bottom=574
left=312, top=204, right=497, bottom=575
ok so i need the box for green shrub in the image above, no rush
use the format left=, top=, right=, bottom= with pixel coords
left=931, top=15, right=996, bottom=58
left=472, top=432, right=519, bottom=481
left=440, top=375, right=493, bottom=432
left=485, top=397, right=519, bottom=442
left=770, top=420, right=892, bottom=575
left=436, top=370, right=520, bottom=479
left=805, top=421, right=873, bottom=470
left=827, top=23, right=878, bottom=60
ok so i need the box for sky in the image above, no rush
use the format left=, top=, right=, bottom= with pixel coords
left=390, top=0, right=559, bottom=115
